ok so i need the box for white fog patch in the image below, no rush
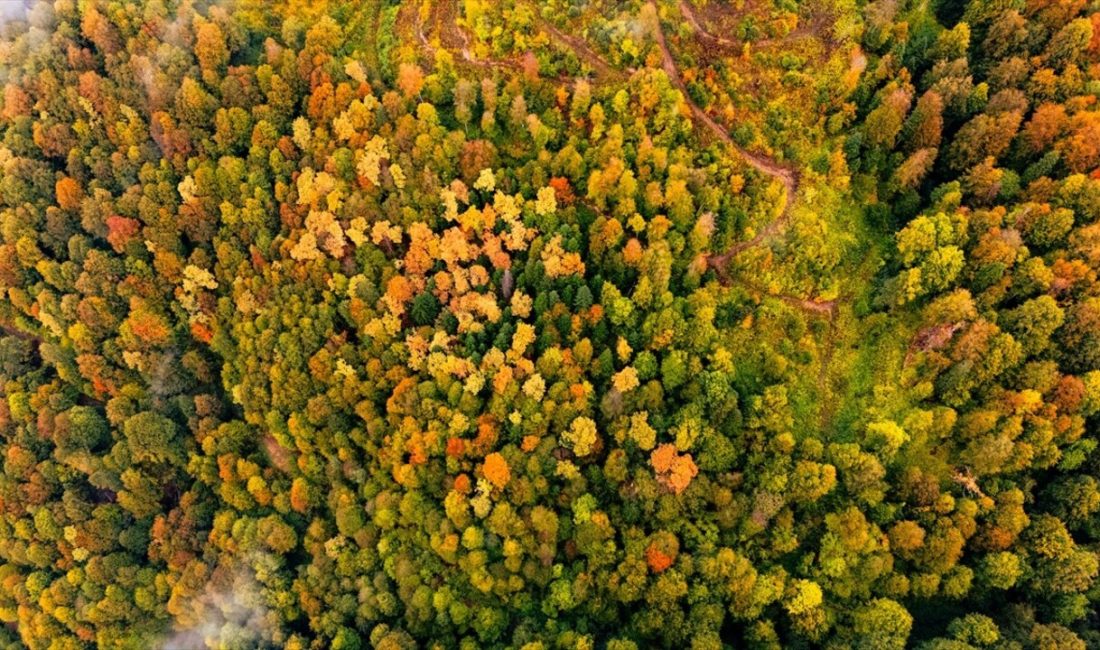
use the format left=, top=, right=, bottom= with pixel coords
left=160, top=555, right=279, bottom=650
left=0, top=1, right=28, bottom=27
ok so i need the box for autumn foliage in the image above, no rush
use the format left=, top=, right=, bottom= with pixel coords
left=0, top=0, right=1098, bottom=648
left=481, top=452, right=511, bottom=489
left=649, top=443, right=698, bottom=494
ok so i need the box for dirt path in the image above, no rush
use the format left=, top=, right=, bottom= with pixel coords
left=646, top=1, right=800, bottom=275
left=792, top=296, right=837, bottom=315
left=650, top=1, right=842, bottom=421
left=678, top=0, right=829, bottom=52
left=647, top=2, right=839, bottom=321
left=732, top=277, right=837, bottom=317
left=679, top=0, right=739, bottom=48
left=408, top=0, right=842, bottom=426
left=416, top=0, right=801, bottom=281
left=533, top=14, right=633, bottom=81
left=447, top=0, right=471, bottom=58
left=706, top=207, right=786, bottom=269
left=415, top=1, right=520, bottom=70
left=414, top=0, right=827, bottom=320
left=817, top=315, right=840, bottom=428
left=658, top=2, right=851, bottom=429
left=1, top=324, right=41, bottom=344
left=412, top=4, right=437, bottom=59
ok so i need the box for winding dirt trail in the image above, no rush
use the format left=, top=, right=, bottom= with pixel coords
left=411, top=0, right=830, bottom=316
left=678, top=1, right=830, bottom=54
left=420, top=1, right=628, bottom=78
left=414, top=0, right=834, bottom=317
left=415, top=1, right=520, bottom=70
left=0, top=324, right=41, bottom=345
left=656, top=2, right=847, bottom=425
left=646, top=2, right=805, bottom=281
left=535, top=16, right=632, bottom=81
left=706, top=207, right=785, bottom=270
left=650, top=0, right=841, bottom=432
left=733, top=277, right=837, bottom=317
left=679, top=0, right=739, bottom=48
left=543, top=2, right=840, bottom=424
left=407, top=0, right=843, bottom=426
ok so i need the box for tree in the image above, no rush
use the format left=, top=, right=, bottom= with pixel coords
left=481, top=452, right=511, bottom=489
left=852, top=599, right=912, bottom=650
left=948, top=111, right=1023, bottom=171
left=1021, top=103, right=1068, bottom=154
left=1001, top=295, right=1064, bottom=355
left=123, top=412, right=181, bottom=464
left=651, top=443, right=698, bottom=494
left=397, top=64, right=424, bottom=100
left=55, top=176, right=82, bottom=210
left=56, top=405, right=109, bottom=451
left=1057, top=298, right=1100, bottom=373
left=196, top=21, right=230, bottom=79
left=865, top=86, right=913, bottom=149
left=894, top=148, right=938, bottom=189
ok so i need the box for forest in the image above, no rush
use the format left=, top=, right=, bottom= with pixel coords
left=0, top=0, right=1098, bottom=647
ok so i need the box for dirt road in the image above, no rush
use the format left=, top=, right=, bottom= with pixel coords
left=646, top=1, right=801, bottom=272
